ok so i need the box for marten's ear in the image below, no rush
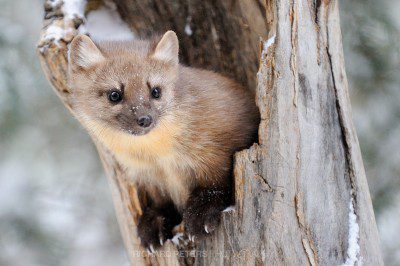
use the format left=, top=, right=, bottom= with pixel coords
left=152, top=31, right=179, bottom=65
left=69, top=35, right=105, bottom=70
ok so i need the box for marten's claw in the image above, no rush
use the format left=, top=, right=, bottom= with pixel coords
left=183, top=187, right=230, bottom=239
left=204, top=225, right=209, bottom=234
left=183, top=203, right=222, bottom=239
left=137, top=209, right=173, bottom=250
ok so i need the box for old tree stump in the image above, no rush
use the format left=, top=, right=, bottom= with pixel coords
left=37, top=0, right=383, bottom=265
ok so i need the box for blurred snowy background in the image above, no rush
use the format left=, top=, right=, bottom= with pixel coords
left=0, top=0, right=398, bottom=265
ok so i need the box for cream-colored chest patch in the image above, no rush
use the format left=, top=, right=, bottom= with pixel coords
left=85, top=117, right=190, bottom=207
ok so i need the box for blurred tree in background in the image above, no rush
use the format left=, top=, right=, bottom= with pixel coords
left=0, top=0, right=398, bottom=265
left=341, top=1, right=400, bottom=264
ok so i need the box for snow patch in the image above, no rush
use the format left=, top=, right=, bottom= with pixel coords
left=43, top=24, right=64, bottom=42
left=184, top=23, right=193, bottom=36
left=62, top=0, right=86, bottom=19
left=341, top=198, right=361, bottom=266
left=171, top=232, right=183, bottom=245
left=184, top=16, right=193, bottom=36
left=42, top=0, right=86, bottom=46
left=42, top=0, right=134, bottom=46
left=261, top=35, right=276, bottom=60
left=264, top=35, right=276, bottom=50
left=43, top=24, right=74, bottom=45
left=85, top=2, right=134, bottom=41
left=223, top=206, right=235, bottom=212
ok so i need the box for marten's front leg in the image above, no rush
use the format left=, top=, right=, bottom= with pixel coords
left=137, top=191, right=182, bottom=250
left=183, top=186, right=232, bottom=239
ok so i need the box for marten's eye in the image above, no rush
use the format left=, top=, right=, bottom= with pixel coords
left=108, top=90, right=123, bottom=103
left=151, top=87, right=161, bottom=99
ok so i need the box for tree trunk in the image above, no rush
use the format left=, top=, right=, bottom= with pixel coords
left=37, top=0, right=383, bottom=265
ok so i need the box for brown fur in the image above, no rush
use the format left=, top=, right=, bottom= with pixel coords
left=68, top=31, right=259, bottom=246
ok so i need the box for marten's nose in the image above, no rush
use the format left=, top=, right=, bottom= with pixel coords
left=137, top=115, right=153, bottom=128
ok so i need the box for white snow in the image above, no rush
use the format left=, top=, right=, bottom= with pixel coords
left=264, top=35, right=276, bottom=50
left=184, top=23, right=193, bottom=36
left=43, top=24, right=65, bottom=43
left=171, top=232, right=183, bottom=245
left=43, top=0, right=134, bottom=45
left=261, top=35, right=275, bottom=60
left=261, top=35, right=276, bottom=60
left=85, top=1, right=135, bottom=41
left=341, top=198, right=361, bottom=266
left=62, top=0, right=86, bottom=19
left=43, top=23, right=74, bottom=46
left=223, top=206, right=235, bottom=212
left=184, top=16, right=193, bottom=36
left=42, top=0, right=86, bottom=45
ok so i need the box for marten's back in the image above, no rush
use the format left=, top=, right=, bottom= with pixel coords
left=170, top=66, right=260, bottom=185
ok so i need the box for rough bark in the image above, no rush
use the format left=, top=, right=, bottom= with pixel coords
left=37, top=0, right=383, bottom=265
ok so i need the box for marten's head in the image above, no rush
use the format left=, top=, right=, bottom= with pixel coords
left=68, top=31, right=179, bottom=137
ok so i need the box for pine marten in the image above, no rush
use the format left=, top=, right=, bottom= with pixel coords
left=68, top=31, right=259, bottom=250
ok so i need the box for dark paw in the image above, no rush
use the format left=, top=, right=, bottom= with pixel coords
left=183, top=188, right=231, bottom=240
left=137, top=209, right=174, bottom=250
left=183, top=203, right=222, bottom=240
